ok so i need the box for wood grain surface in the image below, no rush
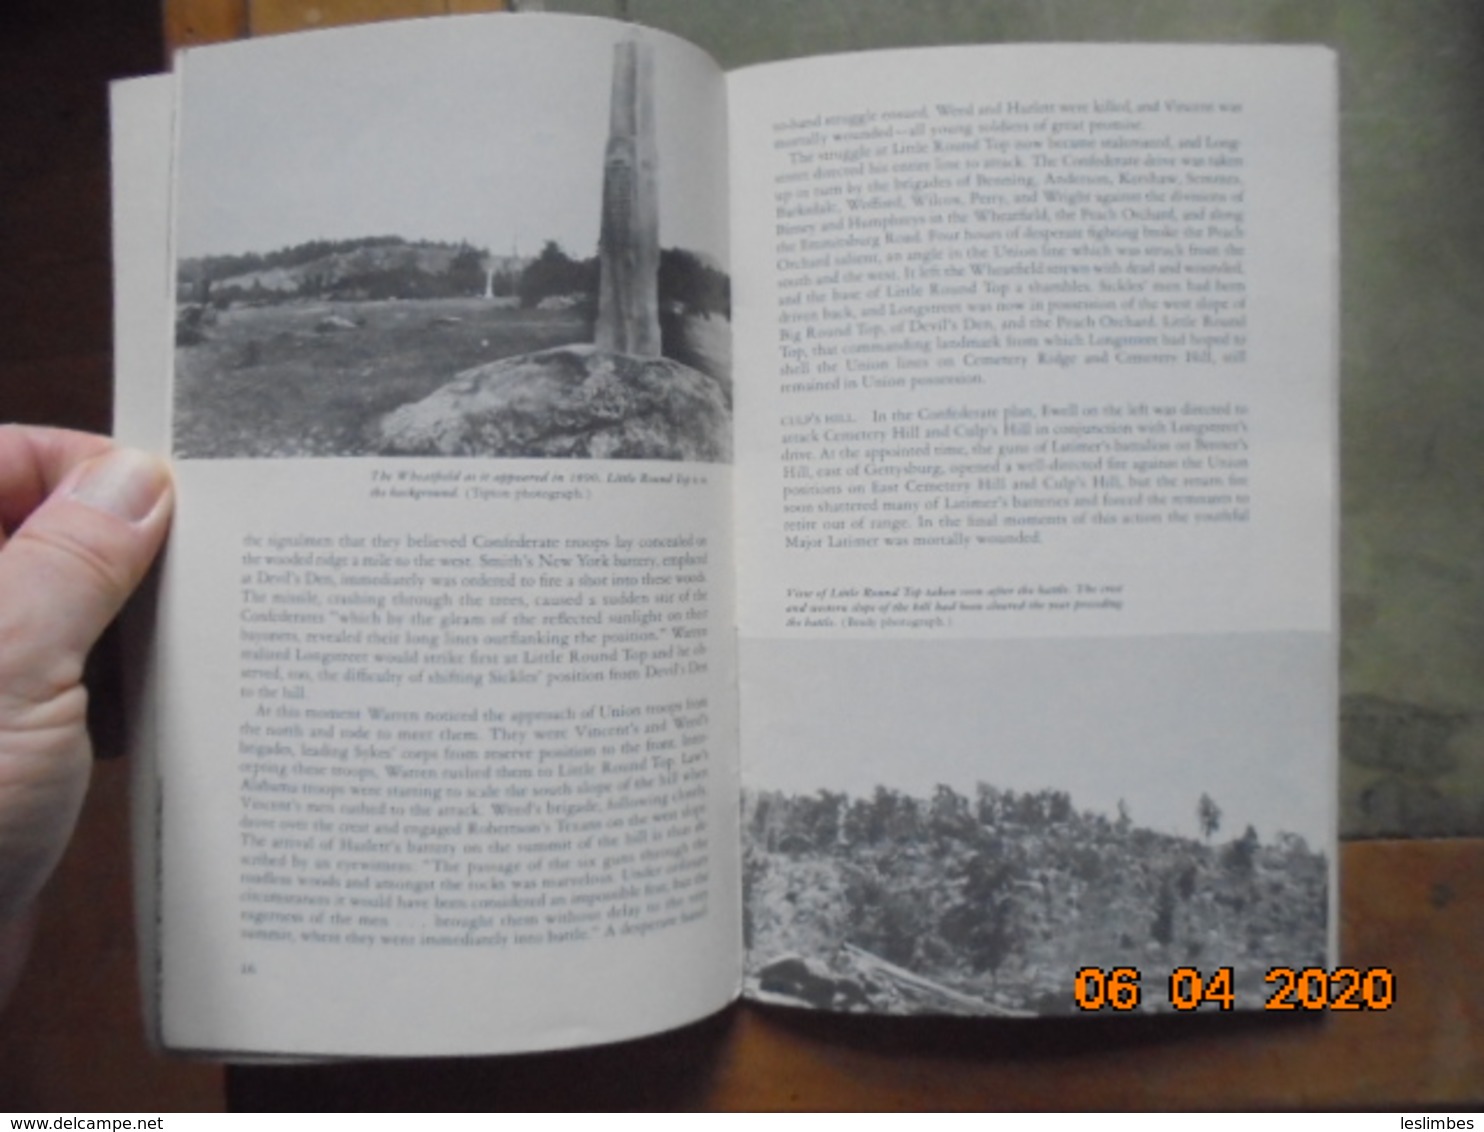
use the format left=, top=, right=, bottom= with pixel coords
left=249, top=0, right=504, bottom=36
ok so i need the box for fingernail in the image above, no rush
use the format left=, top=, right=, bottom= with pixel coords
left=68, top=448, right=170, bottom=523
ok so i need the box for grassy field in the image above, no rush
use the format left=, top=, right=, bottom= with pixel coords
left=174, top=298, right=593, bottom=458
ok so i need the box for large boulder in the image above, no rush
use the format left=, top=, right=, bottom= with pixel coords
left=755, top=954, right=874, bottom=1012
left=372, top=344, right=730, bottom=462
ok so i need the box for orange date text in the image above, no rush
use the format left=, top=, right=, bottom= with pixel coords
left=1072, top=965, right=1397, bottom=1012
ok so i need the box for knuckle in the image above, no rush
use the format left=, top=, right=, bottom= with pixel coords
left=10, top=520, right=132, bottom=608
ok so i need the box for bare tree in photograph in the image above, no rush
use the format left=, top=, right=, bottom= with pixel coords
left=1198, top=792, right=1223, bottom=841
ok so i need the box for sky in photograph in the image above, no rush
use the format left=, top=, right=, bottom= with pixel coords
left=173, top=14, right=728, bottom=264
left=741, top=633, right=1334, bottom=848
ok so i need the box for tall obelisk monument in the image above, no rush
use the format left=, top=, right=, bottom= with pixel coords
left=375, top=34, right=729, bottom=462
left=594, top=38, right=661, bottom=358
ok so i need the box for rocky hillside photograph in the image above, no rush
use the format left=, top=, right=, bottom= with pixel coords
left=742, top=783, right=1328, bottom=1016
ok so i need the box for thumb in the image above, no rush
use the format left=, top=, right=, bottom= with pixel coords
left=0, top=445, right=172, bottom=919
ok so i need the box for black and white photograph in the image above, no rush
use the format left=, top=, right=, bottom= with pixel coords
left=171, top=18, right=731, bottom=462
left=740, top=634, right=1332, bottom=1016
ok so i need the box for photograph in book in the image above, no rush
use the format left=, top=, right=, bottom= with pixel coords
left=171, top=26, right=731, bottom=462
left=740, top=636, right=1331, bottom=1016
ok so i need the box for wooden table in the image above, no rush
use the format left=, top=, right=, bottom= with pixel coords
left=164, top=0, right=508, bottom=44
left=1, top=0, right=1477, bottom=1111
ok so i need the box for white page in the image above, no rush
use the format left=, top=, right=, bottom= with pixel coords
left=112, top=76, right=176, bottom=452
left=728, top=46, right=1337, bottom=1014
left=142, top=14, right=740, bottom=1056
left=111, top=72, right=179, bottom=1048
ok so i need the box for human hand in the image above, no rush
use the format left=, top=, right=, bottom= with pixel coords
left=0, top=426, right=173, bottom=1005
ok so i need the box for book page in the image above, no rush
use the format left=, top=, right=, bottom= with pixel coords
left=145, top=14, right=738, bottom=1056
left=111, top=72, right=178, bottom=1049
left=728, top=46, right=1336, bottom=1015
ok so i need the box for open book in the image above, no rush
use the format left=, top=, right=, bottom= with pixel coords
left=111, top=13, right=1337, bottom=1057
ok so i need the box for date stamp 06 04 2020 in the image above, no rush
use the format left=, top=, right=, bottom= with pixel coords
left=1072, top=966, right=1397, bottom=1012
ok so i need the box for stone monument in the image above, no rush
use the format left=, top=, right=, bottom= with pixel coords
left=595, top=39, right=662, bottom=358
left=372, top=36, right=729, bottom=462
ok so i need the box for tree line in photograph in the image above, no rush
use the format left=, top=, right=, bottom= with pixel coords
left=178, top=235, right=730, bottom=317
